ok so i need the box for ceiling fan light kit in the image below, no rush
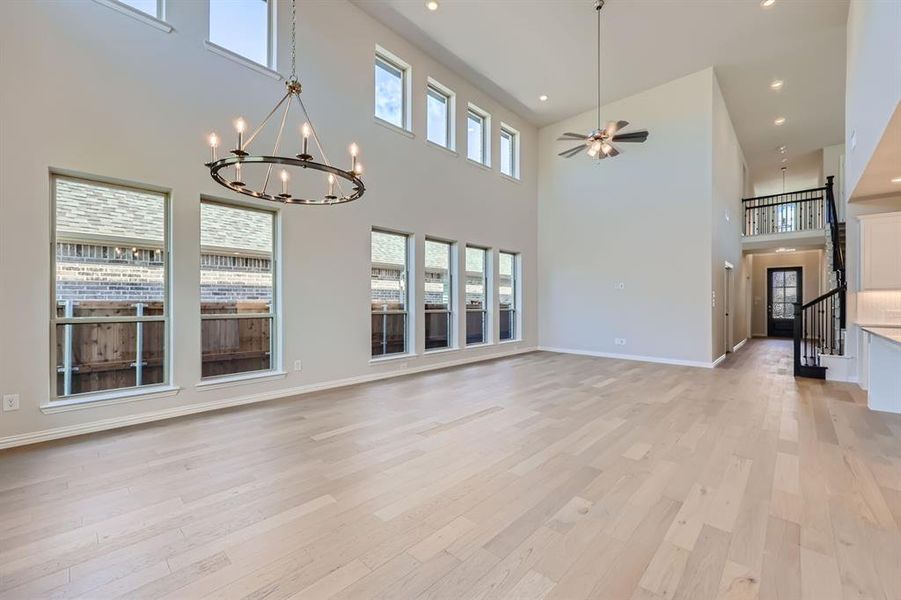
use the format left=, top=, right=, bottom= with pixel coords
left=557, top=0, right=648, bottom=161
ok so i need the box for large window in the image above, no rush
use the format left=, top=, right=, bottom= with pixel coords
left=467, top=106, right=490, bottom=166
left=500, top=125, right=519, bottom=179
left=200, top=201, right=276, bottom=379
left=465, top=246, right=488, bottom=345
left=425, top=239, right=454, bottom=350
left=375, top=51, right=409, bottom=130
left=372, top=230, right=409, bottom=357
left=427, top=81, right=453, bottom=149
left=209, top=0, right=272, bottom=67
left=499, top=251, right=518, bottom=341
left=52, top=175, right=168, bottom=399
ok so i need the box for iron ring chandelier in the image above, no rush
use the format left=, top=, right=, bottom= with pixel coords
left=204, top=0, right=365, bottom=206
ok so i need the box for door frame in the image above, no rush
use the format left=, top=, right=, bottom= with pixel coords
left=766, top=266, right=802, bottom=338
left=724, top=262, right=734, bottom=354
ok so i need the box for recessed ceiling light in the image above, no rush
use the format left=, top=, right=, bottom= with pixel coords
left=761, top=0, right=775, bottom=7
left=426, top=0, right=439, bottom=10
left=770, top=80, right=784, bottom=90
left=781, top=158, right=788, bottom=163
left=892, top=176, right=901, bottom=183
left=778, top=145, right=786, bottom=153
left=774, top=117, right=786, bottom=126
left=776, top=247, right=796, bottom=253
left=539, top=95, right=548, bottom=102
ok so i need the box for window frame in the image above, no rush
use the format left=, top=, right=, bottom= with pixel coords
left=207, top=0, right=276, bottom=69
left=371, top=228, right=412, bottom=359
left=466, top=104, right=491, bottom=167
left=499, top=124, right=520, bottom=180
left=426, top=79, right=455, bottom=151
left=92, top=0, right=172, bottom=32
left=465, top=244, right=490, bottom=346
left=499, top=251, right=520, bottom=342
left=424, top=237, right=456, bottom=352
left=374, top=47, right=412, bottom=133
left=49, top=172, right=172, bottom=402
left=199, top=198, right=280, bottom=382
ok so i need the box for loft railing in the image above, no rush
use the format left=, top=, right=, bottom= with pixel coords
left=742, top=185, right=827, bottom=236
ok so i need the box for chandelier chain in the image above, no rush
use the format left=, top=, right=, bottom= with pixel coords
left=290, top=0, right=297, bottom=81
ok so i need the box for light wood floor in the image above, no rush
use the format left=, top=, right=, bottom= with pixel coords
left=1, top=340, right=900, bottom=600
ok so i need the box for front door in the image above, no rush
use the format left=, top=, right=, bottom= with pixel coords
left=767, top=267, right=802, bottom=337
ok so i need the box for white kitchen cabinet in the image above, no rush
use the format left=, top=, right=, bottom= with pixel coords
left=860, top=212, right=901, bottom=290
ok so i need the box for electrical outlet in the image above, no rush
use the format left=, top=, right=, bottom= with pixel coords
left=3, top=394, right=20, bottom=411
left=293, top=360, right=302, bottom=372
left=615, top=282, right=625, bottom=290
left=614, top=338, right=627, bottom=346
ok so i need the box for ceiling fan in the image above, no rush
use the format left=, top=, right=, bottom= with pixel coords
left=558, top=0, right=648, bottom=160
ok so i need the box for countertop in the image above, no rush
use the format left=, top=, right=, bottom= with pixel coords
left=862, top=327, right=901, bottom=345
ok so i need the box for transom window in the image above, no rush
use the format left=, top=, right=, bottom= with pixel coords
left=375, top=51, right=409, bottom=130
left=427, top=82, right=453, bottom=149
left=209, top=0, right=272, bottom=67
left=52, top=175, right=169, bottom=399
left=499, top=251, right=518, bottom=341
left=467, top=106, right=490, bottom=166
left=200, top=201, right=277, bottom=379
left=372, top=230, right=409, bottom=357
left=465, top=246, right=488, bottom=345
left=500, top=125, right=519, bottom=179
left=425, top=239, right=454, bottom=350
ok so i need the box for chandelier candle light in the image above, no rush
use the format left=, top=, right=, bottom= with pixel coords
left=204, top=0, right=365, bottom=205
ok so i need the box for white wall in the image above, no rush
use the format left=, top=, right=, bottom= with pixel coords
left=0, top=0, right=538, bottom=444
left=711, top=73, right=748, bottom=358
left=845, top=0, right=901, bottom=200
left=751, top=150, right=824, bottom=197
left=537, top=68, right=743, bottom=366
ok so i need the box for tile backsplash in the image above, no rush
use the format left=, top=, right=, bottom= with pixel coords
left=857, top=290, right=901, bottom=325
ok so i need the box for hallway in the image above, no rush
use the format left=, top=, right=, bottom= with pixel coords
left=0, top=341, right=899, bottom=599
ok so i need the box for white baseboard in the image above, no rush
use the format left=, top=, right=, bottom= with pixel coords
left=537, top=346, right=718, bottom=369
left=732, top=338, right=748, bottom=352
left=0, top=346, right=537, bottom=450
left=711, top=353, right=728, bottom=368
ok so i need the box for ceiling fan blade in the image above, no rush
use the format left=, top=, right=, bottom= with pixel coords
left=557, top=134, right=587, bottom=141
left=611, top=130, right=648, bottom=143
left=558, top=145, right=586, bottom=158
left=562, top=132, right=588, bottom=138
left=605, top=120, right=629, bottom=135
left=605, top=144, right=620, bottom=157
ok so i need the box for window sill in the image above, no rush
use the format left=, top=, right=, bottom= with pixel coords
left=426, top=140, right=458, bottom=157
left=424, top=346, right=460, bottom=356
left=500, top=172, right=521, bottom=184
left=465, top=342, right=495, bottom=349
left=195, top=370, right=287, bottom=391
left=373, top=117, right=414, bottom=139
left=92, top=0, right=173, bottom=32
left=370, top=352, right=415, bottom=365
left=499, top=338, right=521, bottom=345
left=41, top=385, right=181, bottom=414
left=204, top=40, right=282, bottom=81
left=466, top=158, right=492, bottom=171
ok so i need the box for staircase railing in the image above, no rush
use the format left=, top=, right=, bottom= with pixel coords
left=792, top=176, right=846, bottom=377
left=742, top=185, right=828, bottom=236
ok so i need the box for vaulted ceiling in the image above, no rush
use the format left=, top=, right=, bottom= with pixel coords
left=352, top=0, right=848, bottom=178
